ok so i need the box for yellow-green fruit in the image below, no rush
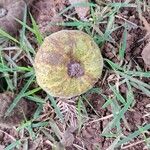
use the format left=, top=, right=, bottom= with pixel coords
left=34, top=30, right=103, bottom=98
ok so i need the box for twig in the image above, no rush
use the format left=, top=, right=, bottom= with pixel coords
left=0, top=129, right=16, bottom=141
left=89, top=114, right=113, bottom=123
left=121, top=140, right=145, bottom=149
left=73, top=144, right=87, bottom=150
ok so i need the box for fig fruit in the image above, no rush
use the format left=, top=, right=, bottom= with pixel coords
left=34, top=30, right=103, bottom=98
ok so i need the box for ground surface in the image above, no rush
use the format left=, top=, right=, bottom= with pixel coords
left=0, top=0, right=150, bottom=150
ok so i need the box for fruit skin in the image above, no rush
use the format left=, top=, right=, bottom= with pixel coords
left=0, top=0, right=25, bottom=35
left=34, top=30, right=103, bottom=98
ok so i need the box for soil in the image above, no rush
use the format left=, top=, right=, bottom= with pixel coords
left=142, top=42, right=150, bottom=67
left=31, top=0, right=67, bottom=36
left=0, top=0, right=26, bottom=35
left=0, top=92, right=28, bottom=128
left=0, top=0, right=150, bottom=150
left=100, top=3, right=150, bottom=149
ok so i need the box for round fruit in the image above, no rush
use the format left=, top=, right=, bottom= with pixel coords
left=34, top=30, right=103, bottom=98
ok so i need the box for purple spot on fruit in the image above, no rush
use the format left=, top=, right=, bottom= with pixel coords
left=67, top=60, right=84, bottom=78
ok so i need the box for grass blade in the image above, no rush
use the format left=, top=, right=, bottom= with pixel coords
left=119, top=25, right=127, bottom=59
left=5, top=75, right=35, bottom=116
left=0, top=29, right=19, bottom=44
left=4, top=140, right=21, bottom=150
left=29, top=13, right=43, bottom=45
left=48, top=94, right=64, bottom=122
left=109, top=84, right=126, bottom=104
left=117, top=124, right=150, bottom=147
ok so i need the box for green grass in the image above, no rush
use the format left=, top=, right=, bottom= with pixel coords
left=0, top=0, right=150, bottom=150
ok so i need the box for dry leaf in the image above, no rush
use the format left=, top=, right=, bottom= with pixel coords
left=69, top=0, right=90, bottom=20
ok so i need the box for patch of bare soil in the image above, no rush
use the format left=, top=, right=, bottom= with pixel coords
left=0, top=127, right=18, bottom=147
left=0, top=92, right=36, bottom=148
left=31, top=0, right=68, bottom=36
left=129, top=96, right=150, bottom=127
left=0, top=0, right=150, bottom=150
left=0, top=92, right=28, bottom=128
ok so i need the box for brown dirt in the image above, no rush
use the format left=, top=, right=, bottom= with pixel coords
left=142, top=42, right=150, bottom=67
left=31, top=0, right=67, bottom=36
left=0, top=92, right=28, bottom=128
left=0, top=0, right=26, bottom=35
left=0, top=127, right=18, bottom=148
left=0, top=0, right=150, bottom=150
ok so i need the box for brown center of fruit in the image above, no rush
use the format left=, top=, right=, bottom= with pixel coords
left=67, top=61, right=84, bottom=78
left=0, top=7, right=8, bottom=18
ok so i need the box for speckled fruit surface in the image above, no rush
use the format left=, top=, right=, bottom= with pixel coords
left=34, top=30, right=103, bottom=98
